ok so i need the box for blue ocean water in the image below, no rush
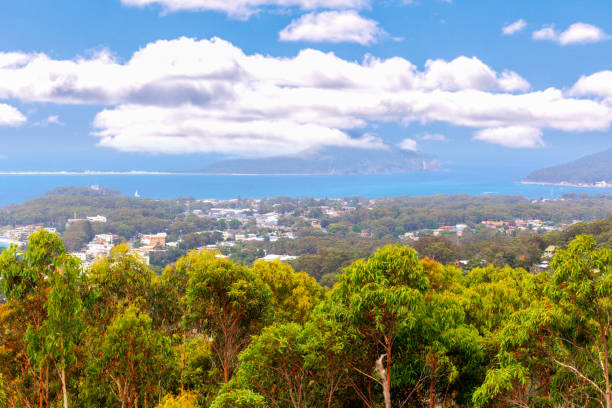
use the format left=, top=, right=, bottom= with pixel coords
left=0, top=167, right=610, bottom=207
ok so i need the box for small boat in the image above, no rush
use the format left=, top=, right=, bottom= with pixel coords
left=134, top=190, right=140, bottom=198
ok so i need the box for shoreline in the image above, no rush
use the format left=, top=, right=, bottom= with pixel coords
left=0, top=170, right=445, bottom=176
left=521, top=181, right=612, bottom=189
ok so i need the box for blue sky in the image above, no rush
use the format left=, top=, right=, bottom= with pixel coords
left=0, top=0, right=611, bottom=172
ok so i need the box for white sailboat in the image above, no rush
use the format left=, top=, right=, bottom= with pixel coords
left=134, top=190, right=140, bottom=198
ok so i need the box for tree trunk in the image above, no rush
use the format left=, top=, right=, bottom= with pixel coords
left=45, top=365, right=49, bottom=408
left=223, top=357, right=229, bottom=383
left=429, top=357, right=437, bottom=408
left=327, top=376, right=334, bottom=408
left=60, top=367, right=68, bottom=408
left=181, top=332, right=186, bottom=392
left=376, top=354, right=391, bottom=408
left=601, top=325, right=610, bottom=408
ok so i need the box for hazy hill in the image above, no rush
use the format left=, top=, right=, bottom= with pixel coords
left=524, top=148, right=612, bottom=185
left=199, top=146, right=441, bottom=175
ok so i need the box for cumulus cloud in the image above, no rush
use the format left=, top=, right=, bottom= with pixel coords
left=502, top=19, right=526, bottom=35
left=0, top=104, right=27, bottom=127
left=0, top=38, right=531, bottom=102
left=398, top=138, right=417, bottom=151
left=473, top=126, right=544, bottom=148
left=0, top=37, right=610, bottom=153
left=418, top=133, right=447, bottom=141
left=570, top=70, right=612, bottom=100
left=121, top=0, right=368, bottom=19
left=533, top=23, right=610, bottom=45
left=420, top=56, right=529, bottom=92
left=279, top=11, right=385, bottom=45
left=532, top=26, right=557, bottom=42
left=93, top=104, right=385, bottom=155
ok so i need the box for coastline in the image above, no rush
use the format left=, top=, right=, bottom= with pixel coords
left=521, top=181, right=612, bottom=189
left=0, top=171, right=176, bottom=175
left=0, top=170, right=445, bottom=177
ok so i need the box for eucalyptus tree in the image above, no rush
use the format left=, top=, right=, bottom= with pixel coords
left=38, top=254, right=85, bottom=408
left=232, top=322, right=313, bottom=408
left=0, top=230, right=66, bottom=408
left=475, top=235, right=612, bottom=407
left=184, top=251, right=271, bottom=383
left=87, top=243, right=155, bottom=326
left=251, top=260, right=321, bottom=324
left=90, top=305, right=175, bottom=408
left=331, top=244, right=429, bottom=408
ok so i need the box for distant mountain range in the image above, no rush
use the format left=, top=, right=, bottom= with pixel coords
left=524, top=148, right=612, bottom=186
left=199, top=146, right=441, bottom=175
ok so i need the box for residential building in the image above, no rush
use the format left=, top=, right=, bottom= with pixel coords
left=141, top=233, right=167, bottom=248
left=87, top=215, right=107, bottom=223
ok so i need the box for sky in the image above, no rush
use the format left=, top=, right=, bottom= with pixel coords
left=0, top=0, right=611, bottom=172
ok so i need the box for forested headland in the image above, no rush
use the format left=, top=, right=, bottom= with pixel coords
left=524, top=147, right=612, bottom=185
left=1, top=223, right=612, bottom=407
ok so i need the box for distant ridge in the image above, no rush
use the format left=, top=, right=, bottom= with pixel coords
left=524, top=148, right=612, bottom=186
left=199, top=146, right=441, bottom=175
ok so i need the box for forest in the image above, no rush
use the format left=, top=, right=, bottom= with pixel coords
left=1, top=226, right=612, bottom=408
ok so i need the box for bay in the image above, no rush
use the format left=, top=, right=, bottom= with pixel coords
left=0, top=167, right=610, bottom=208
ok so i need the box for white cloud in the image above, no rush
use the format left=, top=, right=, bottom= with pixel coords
left=418, top=133, right=447, bottom=141
left=420, top=56, right=529, bottom=92
left=0, top=52, right=32, bottom=69
left=473, top=126, right=544, bottom=148
left=398, top=138, right=417, bottom=151
left=0, top=37, right=610, bottom=153
left=279, top=11, right=385, bottom=45
left=0, top=38, right=531, bottom=103
left=121, top=0, right=369, bottom=19
left=502, top=19, right=526, bottom=35
left=559, top=23, right=609, bottom=45
left=93, top=104, right=385, bottom=155
left=570, top=70, right=612, bottom=101
left=532, top=26, right=557, bottom=41
left=34, top=114, right=64, bottom=127
left=46, top=115, right=63, bottom=125
left=0, top=104, right=26, bottom=127
left=533, top=23, right=610, bottom=45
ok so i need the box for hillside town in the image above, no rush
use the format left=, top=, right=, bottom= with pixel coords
left=0, top=195, right=580, bottom=270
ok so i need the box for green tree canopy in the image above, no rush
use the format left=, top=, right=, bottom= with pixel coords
left=184, top=251, right=271, bottom=383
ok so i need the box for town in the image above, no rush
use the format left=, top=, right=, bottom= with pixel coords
left=0, top=193, right=581, bottom=271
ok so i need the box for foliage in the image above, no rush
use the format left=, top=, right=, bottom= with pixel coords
left=1, top=223, right=612, bottom=407
left=0, top=374, right=5, bottom=408
left=157, top=391, right=201, bottom=408
left=474, top=234, right=612, bottom=407
left=232, top=322, right=315, bottom=408
left=87, top=304, right=176, bottom=408
left=210, top=389, right=268, bottom=408
left=183, top=251, right=271, bottom=383
left=251, top=260, right=321, bottom=324
left=331, top=244, right=429, bottom=407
